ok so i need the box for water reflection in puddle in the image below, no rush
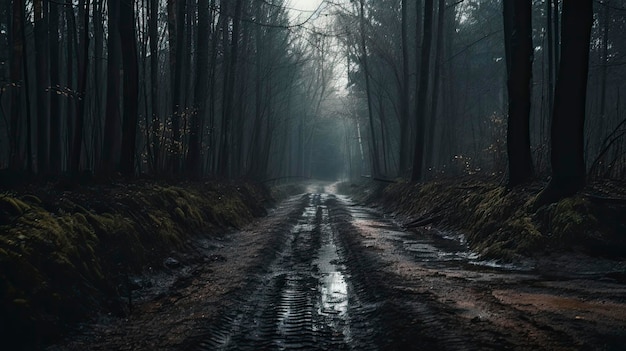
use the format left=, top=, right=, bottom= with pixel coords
left=314, top=204, right=350, bottom=334
left=319, top=272, right=348, bottom=315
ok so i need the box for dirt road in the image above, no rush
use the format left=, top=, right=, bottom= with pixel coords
left=51, top=184, right=626, bottom=350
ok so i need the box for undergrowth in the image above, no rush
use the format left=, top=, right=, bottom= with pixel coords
left=342, top=178, right=625, bottom=262
left=0, top=180, right=271, bottom=348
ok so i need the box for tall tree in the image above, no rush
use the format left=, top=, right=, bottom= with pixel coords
left=503, top=0, right=533, bottom=186
left=169, top=0, right=186, bottom=173
left=186, top=0, right=210, bottom=177
left=398, top=0, right=412, bottom=177
left=412, top=0, right=434, bottom=181
left=49, top=0, right=62, bottom=174
left=358, top=0, right=380, bottom=177
left=119, top=0, right=139, bottom=177
left=9, top=0, right=25, bottom=171
left=101, top=0, right=121, bottom=175
left=425, top=0, right=445, bottom=171
left=537, top=0, right=593, bottom=204
left=218, top=0, right=243, bottom=177
left=34, top=0, right=49, bottom=175
left=70, top=0, right=90, bottom=175
left=148, top=0, right=160, bottom=172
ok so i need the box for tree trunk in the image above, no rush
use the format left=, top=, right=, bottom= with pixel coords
left=149, top=0, right=160, bottom=172
left=411, top=0, right=434, bottom=182
left=9, top=0, right=25, bottom=171
left=425, top=0, right=445, bottom=172
left=92, top=0, right=105, bottom=166
left=359, top=0, right=380, bottom=178
left=536, top=0, right=593, bottom=205
left=65, top=4, right=76, bottom=171
left=49, top=0, right=61, bottom=174
left=34, top=0, right=49, bottom=175
left=206, top=0, right=219, bottom=174
left=119, top=0, right=139, bottom=177
left=70, top=0, right=90, bottom=176
left=599, top=1, right=609, bottom=128
left=169, top=0, right=186, bottom=174
left=504, top=0, right=533, bottom=186
left=101, top=0, right=121, bottom=175
left=398, top=0, right=411, bottom=177
left=218, top=0, right=243, bottom=177
left=186, top=0, right=210, bottom=177
left=546, top=0, right=555, bottom=142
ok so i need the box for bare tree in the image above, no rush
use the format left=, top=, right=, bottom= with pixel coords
left=412, top=0, right=434, bottom=181
left=119, top=0, right=139, bottom=177
left=503, top=0, right=533, bottom=186
left=537, top=0, right=593, bottom=205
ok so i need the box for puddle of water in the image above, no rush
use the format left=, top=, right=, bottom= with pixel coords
left=469, top=259, right=535, bottom=272
left=319, top=272, right=348, bottom=315
left=314, top=205, right=351, bottom=339
left=315, top=217, right=349, bottom=316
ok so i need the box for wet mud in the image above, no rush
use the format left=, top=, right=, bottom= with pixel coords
left=188, top=193, right=377, bottom=351
left=50, top=185, right=626, bottom=350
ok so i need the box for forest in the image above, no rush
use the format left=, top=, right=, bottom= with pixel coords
left=0, top=0, right=625, bottom=188
left=0, top=0, right=625, bottom=192
left=1, top=0, right=626, bottom=349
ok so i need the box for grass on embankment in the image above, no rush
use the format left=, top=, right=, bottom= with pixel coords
left=340, top=178, right=626, bottom=261
left=0, top=180, right=280, bottom=348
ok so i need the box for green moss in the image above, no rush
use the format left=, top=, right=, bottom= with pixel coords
left=1, top=180, right=272, bottom=346
left=174, top=207, right=186, bottom=220
left=12, top=298, right=29, bottom=306
left=0, top=196, right=31, bottom=216
left=551, top=196, right=597, bottom=240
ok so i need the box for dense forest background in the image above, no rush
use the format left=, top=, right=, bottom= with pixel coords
left=0, top=0, right=624, bottom=188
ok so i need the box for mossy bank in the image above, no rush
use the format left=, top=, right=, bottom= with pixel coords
left=0, top=180, right=274, bottom=348
left=341, top=178, right=626, bottom=261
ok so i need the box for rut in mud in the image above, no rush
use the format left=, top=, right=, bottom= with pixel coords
left=189, top=192, right=377, bottom=351
left=185, top=185, right=626, bottom=351
left=51, top=184, right=626, bottom=350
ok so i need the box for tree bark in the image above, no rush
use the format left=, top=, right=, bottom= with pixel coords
left=359, top=0, right=380, bottom=178
left=149, top=0, right=160, bottom=172
left=218, top=0, right=243, bottom=177
left=34, top=0, right=49, bottom=175
left=49, top=0, right=62, bottom=174
left=119, top=0, right=139, bottom=177
left=536, top=0, right=593, bottom=205
left=70, top=0, right=90, bottom=176
left=398, top=0, right=411, bottom=177
left=411, top=0, right=434, bottom=182
left=169, top=0, right=186, bottom=174
left=186, top=0, right=210, bottom=177
left=9, top=0, right=25, bottom=171
left=504, top=0, right=534, bottom=186
left=65, top=3, right=76, bottom=171
left=101, top=0, right=121, bottom=175
left=425, top=0, right=445, bottom=172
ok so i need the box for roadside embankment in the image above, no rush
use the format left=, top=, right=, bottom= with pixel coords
left=0, top=180, right=285, bottom=349
left=339, top=178, right=626, bottom=261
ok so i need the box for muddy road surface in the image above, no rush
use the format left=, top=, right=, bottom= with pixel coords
left=52, top=184, right=626, bottom=350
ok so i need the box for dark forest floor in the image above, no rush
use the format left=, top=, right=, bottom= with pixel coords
left=46, top=181, right=626, bottom=350
left=2, top=176, right=625, bottom=349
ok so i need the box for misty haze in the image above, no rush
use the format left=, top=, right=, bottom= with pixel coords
left=1, top=0, right=625, bottom=350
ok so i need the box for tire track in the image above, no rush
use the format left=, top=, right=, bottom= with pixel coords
left=190, top=192, right=377, bottom=351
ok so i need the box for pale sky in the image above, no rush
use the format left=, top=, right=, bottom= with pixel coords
left=287, top=0, right=325, bottom=22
